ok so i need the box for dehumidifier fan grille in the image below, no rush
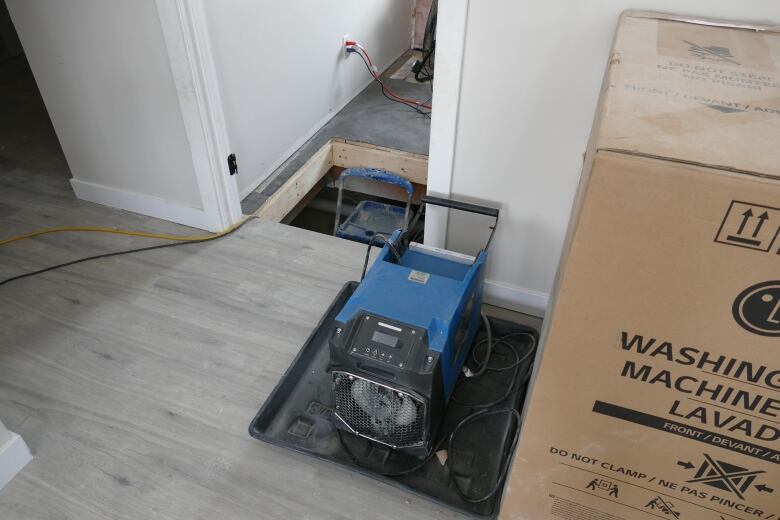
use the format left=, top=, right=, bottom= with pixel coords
left=333, top=371, right=426, bottom=448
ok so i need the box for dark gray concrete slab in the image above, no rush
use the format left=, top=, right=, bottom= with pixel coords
left=242, top=53, right=432, bottom=214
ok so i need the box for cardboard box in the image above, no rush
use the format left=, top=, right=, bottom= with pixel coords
left=502, top=11, right=780, bottom=520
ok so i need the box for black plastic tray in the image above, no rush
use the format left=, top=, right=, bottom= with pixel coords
left=249, top=282, right=538, bottom=519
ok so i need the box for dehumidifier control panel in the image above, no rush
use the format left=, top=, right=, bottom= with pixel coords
left=339, top=314, right=420, bottom=369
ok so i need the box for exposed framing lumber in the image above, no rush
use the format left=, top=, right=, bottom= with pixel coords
left=331, top=139, right=429, bottom=185
left=280, top=179, right=326, bottom=225
left=255, top=141, right=332, bottom=222
left=255, top=138, right=429, bottom=222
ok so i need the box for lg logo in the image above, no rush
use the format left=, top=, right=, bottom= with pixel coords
left=733, top=281, right=780, bottom=337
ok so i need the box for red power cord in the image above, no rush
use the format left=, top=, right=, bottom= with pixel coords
left=347, top=42, right=432, bottom=111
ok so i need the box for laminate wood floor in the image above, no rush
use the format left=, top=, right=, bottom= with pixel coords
left=0, top=58, right=462, bottom=519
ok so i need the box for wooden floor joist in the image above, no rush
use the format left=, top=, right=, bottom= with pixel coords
left=255, top=141, right=332, bottom=222
left=255, top=138, right=429, bottom=223
left=330, top=139, right=429, bottom=185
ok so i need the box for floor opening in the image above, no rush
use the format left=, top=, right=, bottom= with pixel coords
left=285, top=166, right=427, bottom=243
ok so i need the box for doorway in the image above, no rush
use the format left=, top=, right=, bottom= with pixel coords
left=0, top=0, right=75, bottom=217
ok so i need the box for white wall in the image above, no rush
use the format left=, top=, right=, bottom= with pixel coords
left=201, top=0, right=413, bottom=197
left=436, top=1, right=780, bottom=316
left=6, top=0, right=212, bottom=225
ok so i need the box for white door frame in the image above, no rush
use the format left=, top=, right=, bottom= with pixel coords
left=424, top=0, right=469, bottom=249
left=155, top=0, right=242, bottom=232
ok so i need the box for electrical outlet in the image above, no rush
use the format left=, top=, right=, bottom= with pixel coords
left=342, top=34, right=351, bottom=58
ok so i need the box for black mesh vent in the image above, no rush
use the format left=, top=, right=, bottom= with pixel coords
left=333, top=371, right=426, bottom=448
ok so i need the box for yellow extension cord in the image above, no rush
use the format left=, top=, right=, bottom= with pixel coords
left=0, top=218, right=252, bottom=248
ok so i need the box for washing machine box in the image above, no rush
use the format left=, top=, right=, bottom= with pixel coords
left=501, top=11, right=780, bottom=520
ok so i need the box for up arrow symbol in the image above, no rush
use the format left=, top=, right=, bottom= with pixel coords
left=737, top=208, right=754, bottom=235
left=752, top=211, right=769, bottom=238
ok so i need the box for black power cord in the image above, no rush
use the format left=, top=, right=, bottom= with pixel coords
left=359, top=233, right=402, bottom=281
left=471, top=332, right=537, bottom=372
left=0, top=216, right=259, bottom=287
left=464, top=312, right=494, bottom=379
left=413, top=0, right=437, bottom=83
left=412, top=46, right=435, bottom=83
left=451, top=330, right=536, bottom=409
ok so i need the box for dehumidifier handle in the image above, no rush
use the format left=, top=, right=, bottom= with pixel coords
left=420, top=196, right=499, bottom=218
left=416, top=195, right=500, bottom=253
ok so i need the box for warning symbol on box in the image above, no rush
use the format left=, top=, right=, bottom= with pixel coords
left=645, top=496, right=681, bottom=518
left=715, top=201, right=780, bottom=252
left=585, top=478, right=620, bottom=498
left=680, top=454, right=770, bottom=500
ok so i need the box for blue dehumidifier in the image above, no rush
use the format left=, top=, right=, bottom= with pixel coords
left=329, top=196, right=499, bottom=457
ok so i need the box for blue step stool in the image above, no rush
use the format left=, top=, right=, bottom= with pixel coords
left=333, top=168, right=414, bottom=244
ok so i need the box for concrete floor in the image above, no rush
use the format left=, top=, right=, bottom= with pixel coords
left=241, top=51, right=433, bottom=214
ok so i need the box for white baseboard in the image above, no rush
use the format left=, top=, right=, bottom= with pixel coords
left=70, top=179, right=215, bottom=231
left=484, top=279, right=549, bottom=318
left=0, top=432, right=32, bottom=491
